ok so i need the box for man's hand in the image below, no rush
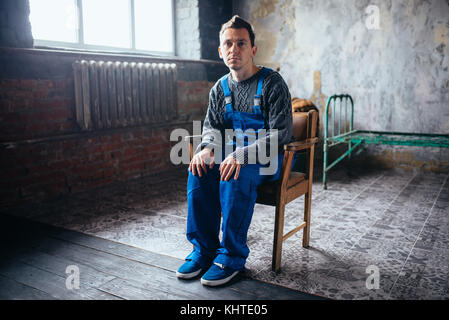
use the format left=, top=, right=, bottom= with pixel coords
left=189, top=148, right=215, bottom=177
left=219, top=155, right=241, bottom=181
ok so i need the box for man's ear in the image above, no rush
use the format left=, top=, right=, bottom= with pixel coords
left=252, top=45, right=258, bottom=57
left=218, top=46, right=223, bottom=59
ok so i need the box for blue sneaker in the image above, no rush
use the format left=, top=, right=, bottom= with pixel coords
left=200, top=262, right=240, bottom=286
left=176, top=259, right=203, bottom=279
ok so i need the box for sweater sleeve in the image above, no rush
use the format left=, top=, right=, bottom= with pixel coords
left=195, top=84, right=224, bottom=155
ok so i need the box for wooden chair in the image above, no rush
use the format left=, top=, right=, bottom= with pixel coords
left=256, top=107, right=318, bottom=271
left=186, top=104, right=318, bottom=272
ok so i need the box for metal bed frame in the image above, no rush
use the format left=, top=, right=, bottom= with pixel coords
left=322, top=94, right=449, bottom=189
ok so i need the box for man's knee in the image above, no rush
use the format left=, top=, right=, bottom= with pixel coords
left=187, top=169, right=220, bottom=193
left=219, top=166, right=260, bottom=199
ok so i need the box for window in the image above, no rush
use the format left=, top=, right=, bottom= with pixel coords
left=29, top=0, right=174, bottom=55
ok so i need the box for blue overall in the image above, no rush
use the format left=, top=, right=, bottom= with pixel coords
left=185, top=67, right=291, bottom=270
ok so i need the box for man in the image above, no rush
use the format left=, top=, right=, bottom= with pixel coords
left=176, top=15, right=294, bottom=286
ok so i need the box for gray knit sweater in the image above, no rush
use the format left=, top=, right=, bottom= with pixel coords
left=197, top=67, right=294, bottom=165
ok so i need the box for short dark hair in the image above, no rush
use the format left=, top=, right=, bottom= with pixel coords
left=219, top=15, right=255, bottom=47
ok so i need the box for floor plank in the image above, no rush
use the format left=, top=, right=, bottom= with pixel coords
left=0, top=260, right=97, bottom=300
left=0, top=214, right=326, bottom=300
left=12, top=249, right=117, bottom=290
left=0, top=275, right=56, bottom=300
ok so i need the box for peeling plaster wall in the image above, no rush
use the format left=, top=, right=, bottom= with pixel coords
left=234, top=0, right=449, bottom=171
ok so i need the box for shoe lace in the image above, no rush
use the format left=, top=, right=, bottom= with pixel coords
left=214, top=262, right=225, bottom=269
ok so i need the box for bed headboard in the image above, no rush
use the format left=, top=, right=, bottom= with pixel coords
left=324, top=94, right=354, bottom=143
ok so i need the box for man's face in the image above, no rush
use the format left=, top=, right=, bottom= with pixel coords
left=219, top=28, right=257, bottom=71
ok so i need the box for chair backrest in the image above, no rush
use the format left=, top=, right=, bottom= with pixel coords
left=291, top=98, right=319, bottom=142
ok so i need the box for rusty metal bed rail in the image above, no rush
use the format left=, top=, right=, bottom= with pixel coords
left=322, top=94, right=449, bottom=189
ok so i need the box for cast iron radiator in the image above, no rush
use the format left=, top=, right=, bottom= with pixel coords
left=73, top=60, right=178, bottom=130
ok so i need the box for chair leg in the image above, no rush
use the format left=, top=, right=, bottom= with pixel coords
left=302, top=192, right=312, bottom=247
left=272, top=203, right=286, bottom=272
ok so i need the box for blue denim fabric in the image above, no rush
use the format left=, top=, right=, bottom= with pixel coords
left=185, top=67, right=295, bottom=270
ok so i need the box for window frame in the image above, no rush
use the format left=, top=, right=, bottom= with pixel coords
left=32, top=0, right=176, bottom=56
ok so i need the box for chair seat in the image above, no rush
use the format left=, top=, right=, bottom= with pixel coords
left=259, top=171, right=306, bottom=193
left=286, top=171, right=306, bottom=187
left=256, top=172, right=306, bottom=205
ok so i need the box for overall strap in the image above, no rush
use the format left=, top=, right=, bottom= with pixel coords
left=220, top=74, right=233, bottom=113
left=253, top=67, right=271, bottom=114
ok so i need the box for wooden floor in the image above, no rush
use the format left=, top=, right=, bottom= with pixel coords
left=0, top=214, right=326, bottom=300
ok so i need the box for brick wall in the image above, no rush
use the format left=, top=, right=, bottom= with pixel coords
left=175, top=0, right=233, bottom=61
left=0, top=125, right=180, bottom=204
left=0, top=78, right=75, bottom=142
left=0, top=0, right=231, bottom=208
left=0, top=48, right=227, bottom=208
left=175, top=0, right=201, bottom=59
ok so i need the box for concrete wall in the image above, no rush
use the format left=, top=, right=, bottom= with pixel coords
left=0, top=0, right=33, bottom=48
left=234, top=0, right=449, bottom=171
left=198, top=0, right=233, bottom=60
